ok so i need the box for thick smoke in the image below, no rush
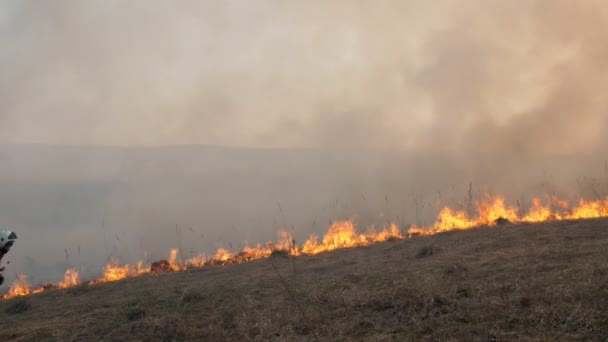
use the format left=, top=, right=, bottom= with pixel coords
left=1, top=0, right=603, bottom=150
left=0, top=1, right=607, bottom=284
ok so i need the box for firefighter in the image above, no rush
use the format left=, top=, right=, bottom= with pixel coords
left=0, top=230, right=17, bottom=286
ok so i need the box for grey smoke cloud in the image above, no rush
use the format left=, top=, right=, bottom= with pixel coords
left=3, top=0, right=605, bottom=151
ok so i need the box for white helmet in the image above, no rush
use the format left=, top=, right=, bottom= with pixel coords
left=0, top=230, right=17, bottom=251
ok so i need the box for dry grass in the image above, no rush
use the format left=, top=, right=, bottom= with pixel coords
left=1, top=219, right=608, bottom=341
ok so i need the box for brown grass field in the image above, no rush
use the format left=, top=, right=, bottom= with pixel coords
left=0, top=218, right=607, bottom=341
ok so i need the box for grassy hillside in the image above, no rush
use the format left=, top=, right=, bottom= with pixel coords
left=0, top=219, right=607, bottom=341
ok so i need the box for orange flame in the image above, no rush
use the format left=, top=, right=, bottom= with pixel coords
left=1, top=268, right=80, bottom=299
left=92, top=260, right=149, bottom=284
left=568, top=199, right=608, bottom=219
left=6, top=274, right=31, bottom=298
left=301, top=221, right=403, bottom=254
left=58, top=268, right=80, bottom=289
left=185, top=254, right=208, bottom=268
left=3, top=194, right=608, bottom=300
left=521, top=197, right=554, bottom=222
left=168, top=249, right=186, bottom=271
left=213, top=248, right=233, bottom=263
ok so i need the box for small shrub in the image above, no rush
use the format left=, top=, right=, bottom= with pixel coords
left=485, top=334, right=498, bottom=342
left=42, top=283, right=59, bottom=291
left=293, top=323, right=311, bottom=336
left=347, top=320, right=374, bottom=337
left=221, top=311, right=237, bottom=330
left=443, top=264, right=468, bottom=279
left=363, top=300, right=395, bottom=312
left=456, top=287, right=470, bottom=298
left=150, top=259, right=172, bottom=273
left=67, top=284, right=89, bottom=296
left=416, top=245, right=435, bottom=258
left=270, top=249, right=289, bottom=259
left=517, top=296, right=531, bottom=308
left=153, top=317, right=180, bottom=342
left=494, top=217, right=511, bottom=226
left=181, top=288, right=203, bottom=304
left=127, top=298, right=141, bottom=307
left=5, top=299, right=30, bottom=314
left=430, top=295, right=448, bottom=308
left=125, top=306, right=146, bottom=321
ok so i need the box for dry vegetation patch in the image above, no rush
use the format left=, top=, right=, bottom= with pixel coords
left=0, top=219, right=607, bottom=340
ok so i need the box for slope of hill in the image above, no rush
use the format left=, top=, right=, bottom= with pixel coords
left=0, top=219, right=607, bottom=341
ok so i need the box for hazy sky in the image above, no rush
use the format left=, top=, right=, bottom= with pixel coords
left=2, top=0, right=607, bottom=153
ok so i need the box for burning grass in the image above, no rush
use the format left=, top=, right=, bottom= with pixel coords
left=2, top=195, right=608, bottom=301
left=0, top=218, right=607, bottom=340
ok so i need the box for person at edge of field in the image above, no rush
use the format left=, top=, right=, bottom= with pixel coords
left=0, top=230, right=17, bottom=286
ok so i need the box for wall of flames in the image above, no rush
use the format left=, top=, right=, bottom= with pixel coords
left=2, top=195, right=608, bottom=300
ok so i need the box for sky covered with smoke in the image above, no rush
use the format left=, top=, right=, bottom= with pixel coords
left=2, top=0, right=607, bottom=154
